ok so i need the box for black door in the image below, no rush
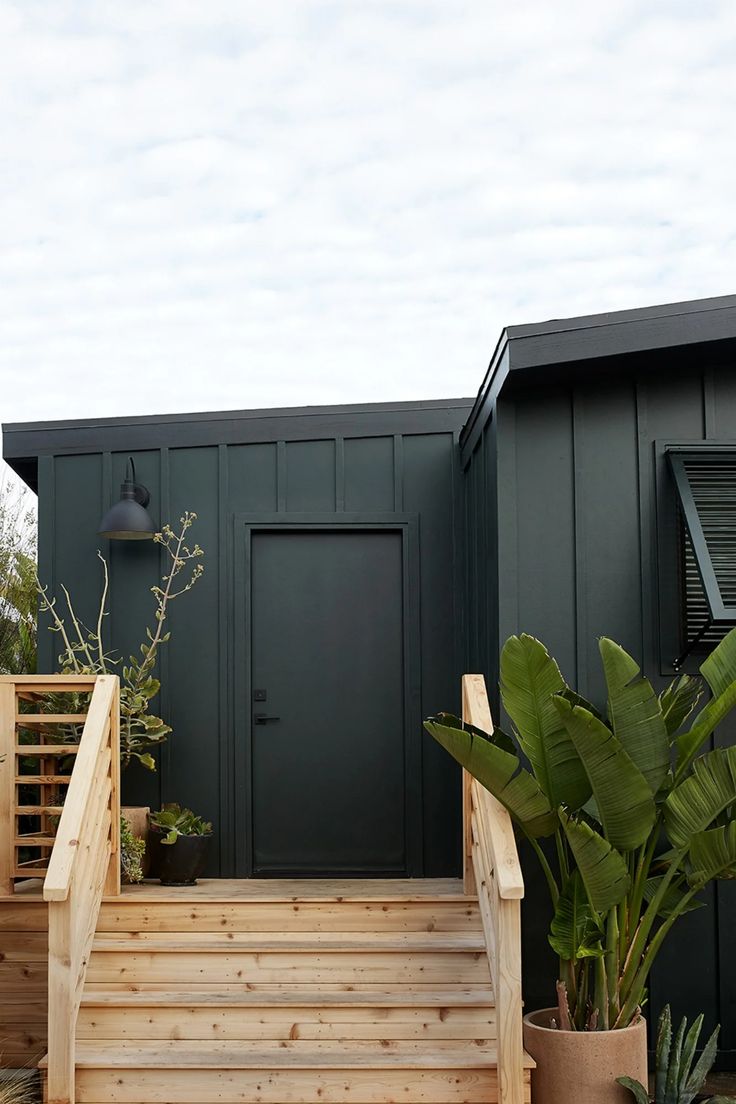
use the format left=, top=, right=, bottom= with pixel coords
left=250, top=529, right=407, bottom=876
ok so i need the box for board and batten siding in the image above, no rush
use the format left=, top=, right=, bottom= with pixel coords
left=35, top=410, right=470, bottom=881
left=463, top=355, right=736, bottom=1064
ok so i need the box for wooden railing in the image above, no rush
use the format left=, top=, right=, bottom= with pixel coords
left=461, top=673, right=525, bottom=1104
left=45, top=674, right=120, bottom=1104
left=0, top=673, right=121, bottom=1104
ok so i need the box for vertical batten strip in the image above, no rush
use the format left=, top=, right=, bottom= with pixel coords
left=393, top=434, right=404, bottom=511
left=158, top=448, right=170, bottom=806
left=335, top=437, right=345, bottom=511
left=217, top=444, right=232, bottom=876
left=277, top=441, right=287, bottom=512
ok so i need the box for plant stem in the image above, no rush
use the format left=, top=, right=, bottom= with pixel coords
left=628, top=823, right=660, bottom=942
left=615, top=884, right=700, bottom=1027
left=606, top=907, right=620, bottom=1026
left=60, top=583, right=96, bottom=668
left=594, top=952, right=609, bottom=1030
left=555, top=828, right=570, bottom=883
left=520, top=826, right=560, bottom=906
left=95, top=552, right=109, bottom=670
left=617, top=851, right=685, bottom=1017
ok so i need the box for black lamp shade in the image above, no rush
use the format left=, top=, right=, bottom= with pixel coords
left=99, top=460, right=157, bottom=540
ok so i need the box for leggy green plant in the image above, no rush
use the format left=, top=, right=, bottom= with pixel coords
left=425, top=630, right=736, bottom=1031
left=149, top=804, right=212, bottom=845
left=120, top=815, right=146, bottom=884
left=37, top=512, right=204, bottom=769
left=617, top=1004, right=734, bottom=1104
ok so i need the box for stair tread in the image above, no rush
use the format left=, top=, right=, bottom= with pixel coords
left=80, top=986, right=495, bottom=1007
left=91, top=932, right=485, bottom=952
left=66, top=1039, right=534, bottom=1069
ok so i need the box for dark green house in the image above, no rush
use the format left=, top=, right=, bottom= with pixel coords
left=5, top=292, right=736, bottom=1061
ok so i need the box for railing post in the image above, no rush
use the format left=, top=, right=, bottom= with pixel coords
left=0, top=681, right=15, bottom=896
left=105, top=679, right=121, bottom=897
left=47, top=897, right=75, bottom=1104
left=497, top=896, right=525, bottom=1104
left=461, top=674, right=526, bottom=1104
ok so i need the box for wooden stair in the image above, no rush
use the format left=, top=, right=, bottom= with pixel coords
left=43, top=885, right=531, bottom=1103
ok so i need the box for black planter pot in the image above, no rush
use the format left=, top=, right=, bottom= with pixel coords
left=148, top=828, right=212, bottom=886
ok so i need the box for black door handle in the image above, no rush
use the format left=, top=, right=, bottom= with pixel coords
left=254, top=713, right=281, bottom=725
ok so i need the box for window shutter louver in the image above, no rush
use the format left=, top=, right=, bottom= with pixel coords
left=669, top=449, right=736, bottom=664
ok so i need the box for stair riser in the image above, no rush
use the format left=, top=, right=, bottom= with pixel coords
left=75, top=1067, right=525, bottom=1103
left=96, top=902, right=481, bottom=933
left=85, top=951, right=490, bottom=986
left=77, top=1005, right=497, bottom=1041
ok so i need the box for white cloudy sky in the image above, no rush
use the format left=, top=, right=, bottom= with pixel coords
left=1, top=0, right=736, bottom=444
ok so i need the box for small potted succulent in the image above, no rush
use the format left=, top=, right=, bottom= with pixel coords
left=148, top=804, right=213, bottom=886
left=618, top=1005, right=735, bottom=1104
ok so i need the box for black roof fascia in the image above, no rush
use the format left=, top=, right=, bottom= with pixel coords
left=460, top=293, right=736, bottom=462
left=3, top=397, right=475, bottom=491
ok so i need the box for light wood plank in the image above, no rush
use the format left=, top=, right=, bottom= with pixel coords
left=75, top=1066, right=522, bottom=1104
left=14, top=745, right=80, bottom=755
left=0, top=683, right=16, bottom=895
left=85, top=950, right=491, bottom=985
left=91, top=932, right=486, bottom=952
left=16, top=715, right=88, bottom=724
left=0, top=675, right=96, bottom=686
left=80, top=985, right=494, bottom=1007
left=71, top=1038, right=521, bottom=1068
left=76, top=1003, right=496, bottom=1041
left=462, top=677, right=524, bottom=900
left=96, top=899, right=480, bottom=932
left=14, top=774, right=73, bottom=785
left=116, top=877, right=466, bottom=901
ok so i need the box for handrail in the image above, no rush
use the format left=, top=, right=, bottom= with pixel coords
left=43, top=674, right=121, bottom=1104
left=462, top=673, right=525, bottom=1104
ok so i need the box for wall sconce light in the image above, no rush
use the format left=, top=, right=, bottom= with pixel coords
left=98, top=457, right=157, bottom=540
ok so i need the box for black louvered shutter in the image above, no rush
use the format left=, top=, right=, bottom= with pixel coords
left=669, top=449, right=736, bottom=660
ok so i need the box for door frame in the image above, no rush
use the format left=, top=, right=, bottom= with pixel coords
left=230, top=512, right=423, bottom=878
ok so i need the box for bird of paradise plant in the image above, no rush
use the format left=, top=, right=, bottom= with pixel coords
left=425, top=630, right=736, bottom=1031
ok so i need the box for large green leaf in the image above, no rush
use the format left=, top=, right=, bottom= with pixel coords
left=659, top=675, right=703, bottom=739
left=559, top=810, right=630, bottom=911
left=423, top=715, right=557, bottom=837
left=599, top=638, right=670, bottom=795
left=664, top=747, right=736, bottom=848
left=700, top=626, right=736, bottom=698
left=548, top=870, right=604, bottom=961
left=500, top=635, right=591, bottom=810
left=675, top=681, right=736, bottom=778
left=687, top=823, right=736, bottom=888
left=553, top=697, right=656, bottom=850
left=643, top=876, right=705, bottom=919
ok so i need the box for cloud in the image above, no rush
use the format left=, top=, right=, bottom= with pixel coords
left=0, top=0, right=735, bottom=437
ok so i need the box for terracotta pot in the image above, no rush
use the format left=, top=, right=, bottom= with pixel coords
left=523, top=1008, right=648, bottom=1104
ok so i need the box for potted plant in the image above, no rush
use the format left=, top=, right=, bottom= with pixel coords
left=425, top=630, right=736, bottom=1104
left=617, top=1004, right=735, bottom=1104
left=120, top=814, right=146, bottom=885
left=148, top=804, right=213, bottom=886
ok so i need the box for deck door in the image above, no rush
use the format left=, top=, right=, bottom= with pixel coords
left=249, top=528, right=412, bottom=876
